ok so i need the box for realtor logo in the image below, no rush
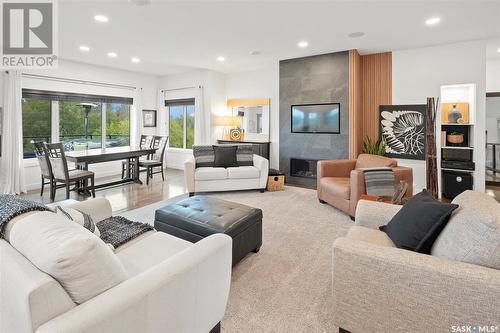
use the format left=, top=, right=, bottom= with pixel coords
left=1, top=0, right=58, bottom=68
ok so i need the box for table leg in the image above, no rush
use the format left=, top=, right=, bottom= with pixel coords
left=126, top=158, right=132, bottom=179
left=133, top=157, right=143, bottom=184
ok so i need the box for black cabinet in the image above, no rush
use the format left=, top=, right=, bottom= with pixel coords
left=217, top=140, right=270, bottom=160
left=442, top=170, right=473, bottom=199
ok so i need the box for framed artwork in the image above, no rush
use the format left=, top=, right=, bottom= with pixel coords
left=143, top=109, right=157, bottom=127
left=379, top=104, right=427, bottom=160
left=440, top=102, right=470, bottom=124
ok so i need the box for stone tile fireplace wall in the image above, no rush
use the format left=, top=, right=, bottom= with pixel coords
left=279, top=51, right=349, bottom=189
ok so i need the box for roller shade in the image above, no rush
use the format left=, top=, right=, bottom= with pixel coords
left=22, top=89, right=133, bottom=104
left=164, top=98, right=195, bottom=106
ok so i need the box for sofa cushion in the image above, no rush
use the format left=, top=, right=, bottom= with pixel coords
left=431, top=190, right=500, bottom=270
left=116, top=232, right=191, bottom=277
left=320, top=177, right=350, bottom=200
left=55, top=206, right=100, bottom=237
left=227, top=166, right=260, bottom=179
left=236, top=145, right=254, bottom=166
left=213, top=145, right=238, bottom=168
left=380, top=190, right=458, bottom=254
left=195, top=167, right=228, bottom=181
left=355, top=154, right=397, bottom=169
left=9, top=211, right=128, bottom=304
left=346, top=226, right=395, bottom=248
left=192, top=145, right=215, bottom=168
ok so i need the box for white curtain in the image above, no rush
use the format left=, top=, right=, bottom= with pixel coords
left=131, top=87, right=143, bottom=147
left=194, top=85, right=210, bottom=145
left=0, top=70, right=25, bottom=194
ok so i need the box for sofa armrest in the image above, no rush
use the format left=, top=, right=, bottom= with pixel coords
left=317, top=160, right=356, bottom=179
left=66, top=198, right=112, bottom=223
left=37, top=234, right=233, bottom=333
left=354, top=200, right=402, bottom=229
left=332, top=237, right=500, bottom=333
left=253, top=154, right=269, bottom=189
left=184, top=156, right=196, bottom=193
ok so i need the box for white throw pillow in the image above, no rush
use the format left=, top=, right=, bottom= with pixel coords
left=55, top=206, right=100, bottom=237
left=9, top=211, right=128, bottom=304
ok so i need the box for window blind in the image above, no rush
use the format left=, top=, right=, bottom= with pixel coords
left=22, top=89, right=133, bottom=105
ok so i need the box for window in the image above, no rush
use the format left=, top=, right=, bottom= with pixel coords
left=21, top=89, right=132, bottom=158
left=106, top=103, right=130, bottom=147
left=167, top=99, right=195, bottom=149
left=60, top=101, right=102, bottom=150
left=22, top=98, right=52, bottom=158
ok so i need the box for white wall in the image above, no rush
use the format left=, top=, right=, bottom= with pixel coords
left=21, top=60, right=160, bottom=190
left=487, top=58, right=500, bottom=92
left=392, top=40, right=487, bottom=193
left=225, top=65, right=279, bottom=169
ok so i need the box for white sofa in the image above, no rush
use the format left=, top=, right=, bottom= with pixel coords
left=1, top=198, right=232, bottom=333
left=185, top=154, right=269, bottom=195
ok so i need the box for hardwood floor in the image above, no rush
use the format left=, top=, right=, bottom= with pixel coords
left=21, top=168, right=186, bottom=214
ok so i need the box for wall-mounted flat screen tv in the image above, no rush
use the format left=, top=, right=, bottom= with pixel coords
left=291, top=103, right=340, bottom=134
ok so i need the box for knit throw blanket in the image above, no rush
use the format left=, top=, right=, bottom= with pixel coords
left=0, top=195, right=50, bottom=238
left=98, top=216, right=154, bottom=249
left=362, top=167, right=395, bottom=197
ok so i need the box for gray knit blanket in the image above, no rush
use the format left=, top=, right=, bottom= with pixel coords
left=362, top=167, right=395, bottom=197
left=98, top=216, right=154, bottom=248
left=0, top=195, right=50, bottom=238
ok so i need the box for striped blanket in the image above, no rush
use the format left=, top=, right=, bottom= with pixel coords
left=361, top=167, right=395, bottom=197
left=0, top=195, right=50, bottom=237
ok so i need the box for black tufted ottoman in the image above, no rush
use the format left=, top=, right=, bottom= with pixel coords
left=154, top=195, right=262, bottom=266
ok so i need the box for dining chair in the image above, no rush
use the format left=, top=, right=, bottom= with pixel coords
left=121, top=134, right=154, bottom=179
left=139, top=135, right=169, bottom=185
left=31, top=141, right=53, bottom=198
left=45, top=143, right=96, bottom=200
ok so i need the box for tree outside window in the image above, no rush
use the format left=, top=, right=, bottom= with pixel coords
left=168, top=101, right=195, bottom=149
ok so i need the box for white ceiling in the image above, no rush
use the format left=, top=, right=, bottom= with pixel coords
left=59, top=0, right=500, bottom=76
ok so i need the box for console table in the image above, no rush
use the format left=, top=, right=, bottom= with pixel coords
left=217, top=140, right=270, bottom=160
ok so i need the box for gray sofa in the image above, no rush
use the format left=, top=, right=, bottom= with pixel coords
left=332, top=190, right=500, bottom=333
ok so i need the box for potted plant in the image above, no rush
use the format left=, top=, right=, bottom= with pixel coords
left=362, top=136, right=387, bottom=156
left=447, top=131, right=464, bottom=144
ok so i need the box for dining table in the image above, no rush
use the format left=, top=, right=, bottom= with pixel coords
left=65, top=146, right=157, bottom=190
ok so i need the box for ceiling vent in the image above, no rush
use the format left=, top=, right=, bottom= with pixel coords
left=129, top=0, right=151, bottom=5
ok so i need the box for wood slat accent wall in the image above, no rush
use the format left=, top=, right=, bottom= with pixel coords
left=360, top=52, right=392, bottom=141
left=348, top=50, right=363, bottom=159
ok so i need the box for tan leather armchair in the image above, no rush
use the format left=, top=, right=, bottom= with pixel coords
left=317, top=154, right=413, bottom=217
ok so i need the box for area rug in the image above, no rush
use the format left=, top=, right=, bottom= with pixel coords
left=120, top=186, right=352, bottom=332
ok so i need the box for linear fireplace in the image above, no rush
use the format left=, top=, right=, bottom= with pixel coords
left=290, top=158, right=318, bottom=179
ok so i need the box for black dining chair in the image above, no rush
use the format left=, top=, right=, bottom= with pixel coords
left=31, top=141, right=53, bottom=198
left=139, top=136, right=169, bottom=185
left=45, top=143, right=96, bottom=200
left=121, top=134, right=154, bottom=179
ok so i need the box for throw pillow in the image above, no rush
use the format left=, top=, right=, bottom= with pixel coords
left=192, top=145, right=216, bottom=168
left=379, top=190, right=458, bottom=254
left=431, top=190, right=500, bottom=270
left=56, top=206, right=100, bottom=237
left=236, top=145, right=254, bottom=166
left=9, top=211, right=128, bottom=304
left=213, top=145, right=238, bottom=168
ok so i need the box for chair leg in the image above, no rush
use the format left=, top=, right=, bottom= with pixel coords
left=146, top=167, right=150, bottom=185
left=91, top=176, right=95, bottom=198
left=50, top=180, right=56, bottom=202
left=65, top=182, right=70, bottom=200
left=40, top=177, right=44, bottom=196
left=161, top=165, right=165, bottom=181
left=121, top=163, right=125, bottom=179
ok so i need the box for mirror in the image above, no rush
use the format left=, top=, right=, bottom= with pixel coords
left=227, top=98, right=270, bottom=142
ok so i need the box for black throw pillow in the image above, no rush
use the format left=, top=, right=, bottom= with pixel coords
left=379, top=190, right=458, bottom=254
left=213, top=145, right=238, bottom=168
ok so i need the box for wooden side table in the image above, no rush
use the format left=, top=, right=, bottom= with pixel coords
left=267, top=169, right=285, bottom=191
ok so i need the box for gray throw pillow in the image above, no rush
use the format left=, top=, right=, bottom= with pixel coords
left=213, top=145, right=238, bottom=168
left=431, top=190, right=500, bottom=270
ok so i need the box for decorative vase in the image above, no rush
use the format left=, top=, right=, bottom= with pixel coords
left=447, top=104, right=461, bottom=124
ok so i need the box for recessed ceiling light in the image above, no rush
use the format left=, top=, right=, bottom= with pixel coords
left=217, top=56, right=226, bottom=62
left=107, top=52, right=117, bottom=58
left=497, top=48, right=500, bottom=53
left=94, top=15, right=109, bottom=23
left=131, top=57, right=140, bottom=63
left=348, top=32, right=365, bottom=38
left=250, top=50, right=261, bottom=56
left=79, top=45, right=90, bottom=52
left=297, top=41, right=308, bottom=48
left=425, top=17, right=441, bottom=26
